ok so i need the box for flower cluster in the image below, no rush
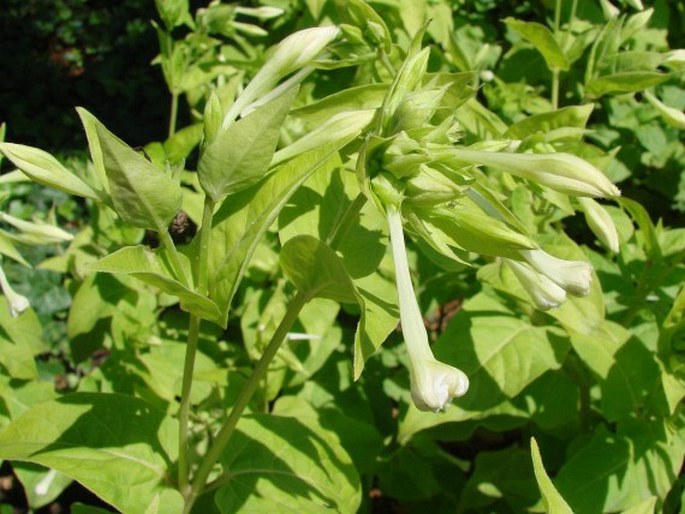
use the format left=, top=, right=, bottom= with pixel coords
left=359, top=31, right=621, bottom=411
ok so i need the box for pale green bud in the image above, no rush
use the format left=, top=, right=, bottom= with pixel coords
left=0, top=263, right=29, bottom=317
left=0, top=212, right=73, bottom=244
left=450, top=148, right=621, bottom=198
left=0, top=142, right=100, bottom=200
left=234, top=6, right=284, bottom=21
left=223, top=26, right=340, bottom=127
left=233, top=22, right=269, bottom=38
left=663, top=50, right=685, bottom=70
left=405, top=166, right=464, bottom=206
left=519, top=249, right=592, bottom=297
left=387, top=208, right=469, bottom=412
left=598, top=0, right=620, bottom=19
left=578, top=197, right=620, bottom=252
left=272, top=110, right=375, bottom=166
left=203, top=91, right=223, bottom=147
left=504, top=259, right=567, bottom=310
left=372, top=172, right=405, bottom=211
left=643, top=91, right=685, bottom=129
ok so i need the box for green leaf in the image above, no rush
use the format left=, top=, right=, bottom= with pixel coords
left=280, top=235, right=357, bottom=303
left=164, top=122, right=203, bottom=164
left=0, top=143, right=100, bottom=200
left=198, top=87, right=298, bottom=202
left=0, top=393, right=183, bottom=514
left=433, top=293, right=570, bottom=411
left=90, top=110, right=183, bottom=231
left=530, top=438, right=573, bottom=514
left=0, top=298, right=45, bottom=379
left=504, top=18, right=569, bottom=71
left=506, top=104, right=594, bottom=140
left=291, top=83, right=388, bottom=126
left=352, top=271, right=399, bottom=379
left=459, top=446, right=538, bottom=512
left=207, top=145, right=343, bottom=326
left=215, top=413, right=361, bottom=514
left=585, top=72, right=668, bottom=99
left=556, top=419, right=685, bottom=513
left=89, top=245, right=223, bottom=325
left=13, top=463, right=72, bottom=510
left=569, top=321, right=662, bottom=421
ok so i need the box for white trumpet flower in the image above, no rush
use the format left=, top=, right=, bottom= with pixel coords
left=387, top=207, right=469, bottom=412
left=504, top=259, right=567, bottom=310
left=0, top=263, right=29, bottom=317
left=519, top=248, right=592, bottom=297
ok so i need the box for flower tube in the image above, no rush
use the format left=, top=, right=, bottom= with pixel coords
left=387, top=206, right=469, bottom=411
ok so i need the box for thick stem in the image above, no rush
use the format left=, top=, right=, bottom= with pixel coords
left=178, top=196, right=215, bottom=496
left=183, top=291, right=310, bottom=513
left=178, top=314, right=201, bottom=494
left=551, top=68, right=560, bottom=110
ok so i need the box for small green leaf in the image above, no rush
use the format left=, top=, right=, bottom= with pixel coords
left=89, top=245, right=224, bottom=326
left=0, top=393, right=183, bottom=514
left=505, top=18, right=570, bottom=71
left=585, top=72, right=668, bottom=99
left=506, top=104, right=594, bottom=140
left=280, top=235, right=357, bottom=303
left=90, top=111, right=183, bottom=231
left=215, top=413, right=361, bottom=514
left=0, top=143, right=100, bottom=200
left=198, top=87, right=298, bottom=202
left=208, top=145, right=344, bottom=326
left=530, top=438, right=574, bottom=514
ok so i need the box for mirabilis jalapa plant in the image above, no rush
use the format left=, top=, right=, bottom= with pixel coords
left=0, top=3, right=625, bottom=512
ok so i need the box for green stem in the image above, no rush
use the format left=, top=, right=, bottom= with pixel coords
left=178, top=314, right=201, bottom=494
left=197, top=198, right=216, bottom=295
left=183, top=291, right=310, bottom=512
left=159, top=229, right=190, bottom=287
left=178, top=196, right=215, bottom=496
left=551, top=0, right=562, bottom=111
left=169, top=91, right=180, bottom=139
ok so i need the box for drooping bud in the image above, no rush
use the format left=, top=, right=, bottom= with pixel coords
left=448, top=148, right=621, bottom=198
left=519, top=248, right=593, bottom=297
left=504, top=259, right=567, bottom=310
left=578, top=197, right=620, bottom=252
left=0, top=263, right=29, bottom=317
left=387, top=207, right=469, bottom=411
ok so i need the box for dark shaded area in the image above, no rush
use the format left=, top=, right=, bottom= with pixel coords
left=0, top=0, right=169, bottom=152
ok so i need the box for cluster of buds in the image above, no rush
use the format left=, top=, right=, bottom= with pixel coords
left=359, top=30, right=621, bottom=411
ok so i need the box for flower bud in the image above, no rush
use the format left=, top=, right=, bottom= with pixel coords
left=643, top=91, right=685, bottom=130
left=504, top=259, right=567, bottom=310
left=387, top=207, right=469, bottom=411
left=578, top=197, right=619, bottom=252
left=0, top=212, right=73, bottom=245
left=519, top=248, right=592, bottom=297
left=449, top=148, right=621, bottom=198
left=223, top=26, right=339, bottom=126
